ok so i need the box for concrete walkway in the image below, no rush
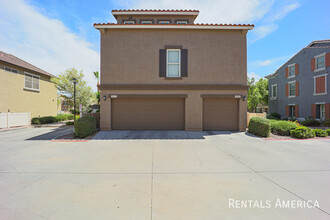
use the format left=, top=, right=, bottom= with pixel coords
left=0, top=128, right=329, bottom=219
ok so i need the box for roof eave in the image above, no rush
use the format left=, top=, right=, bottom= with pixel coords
left=94, top=24, right=254, bottom=30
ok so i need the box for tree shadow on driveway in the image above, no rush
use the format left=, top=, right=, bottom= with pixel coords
left=25, top=126, right=74, bottom=141
left=92, top=130, right=240, bottom=140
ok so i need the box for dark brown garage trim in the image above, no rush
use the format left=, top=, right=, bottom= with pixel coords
left=108, top=94, right=188, bottom=98
left=99, top=84, right=249, bottom=90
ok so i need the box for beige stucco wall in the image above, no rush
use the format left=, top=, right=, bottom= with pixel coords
left=100, top=89, right=248, bottom=132
left=100, top=28, right=247, bottom=85
left=99, top=27, right=248, bottom=131
left=0, top=63, right=57, bottom=118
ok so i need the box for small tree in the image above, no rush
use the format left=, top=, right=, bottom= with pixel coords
left=51, top=68, right=95, bottom=112
left=256, top=78, right=269, bottom=105
left=93, top=71, right=100, bottom=105
left=247, top=77, right=262, bottom=112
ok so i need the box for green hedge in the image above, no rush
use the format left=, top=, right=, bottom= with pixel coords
left=290, top=127, right=315, bottom=139
left=74, top=116, right=96, bottom=138
left=66, top=121, right=74, bottom=125
left=248, top=117, right=271, bottom=137
left=313, top=129, right=328, bottom=137
left=267, top=112, right=281, bottom=120
left=271, top=121, right=297, bottom=136
left=31, top=114, right=74, bottom=124
left=326, top=129, right=330, bottom=136
left=301, top=118, right=321, bottom=127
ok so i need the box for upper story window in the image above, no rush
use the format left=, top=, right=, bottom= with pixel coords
left=288, top=81, right=295, bottom=97
left=315, top=53, right=325, bottom=71
left=271, top=84, right=277, bottom=100
left=166, top=49, right=181, bottom=77
left=123, top=20, right=135, bottom=24
left=141, top=20, right=152, bottom=24
left=25, top=73, right=40, bottom=91
left=159, top=20, right=170, bottom=24
left=288, top=64, right=295, bottom=78
left=4, top=66, right=18, bottom=74
left=176, top=21, right=188, bottom=24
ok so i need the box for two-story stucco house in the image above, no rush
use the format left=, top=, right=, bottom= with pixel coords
left=94, top=9, right=254, bottom=131
left=266, top=40, right=330, bottom=120
left=0, top=51, right=57, bottom=118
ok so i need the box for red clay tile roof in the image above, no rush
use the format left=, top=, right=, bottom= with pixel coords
left=112, top=9, right=199, bottom=12
left=94, top=23, right=254, bottom=27
left=0, top=51, right=54, bottom=77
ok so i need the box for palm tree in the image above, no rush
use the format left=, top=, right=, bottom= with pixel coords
left=93, top=71, right=100, bottom=106
left=93, top=71, right=100, bottom=88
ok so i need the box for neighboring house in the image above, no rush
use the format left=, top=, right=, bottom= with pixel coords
left=0, top=51, right=57, bottom=118
left=94, top=9, right=254, bottom=131
left=255, top=103, right=269, bottom=113
left=266, top=40, right=330, bottom=120
left=57, top=94, right=71, bottom=114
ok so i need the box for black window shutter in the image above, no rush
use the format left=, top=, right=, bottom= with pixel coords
left=181, top=49, right=188, bottom=77
left=159, top=49, right=166, bottom=77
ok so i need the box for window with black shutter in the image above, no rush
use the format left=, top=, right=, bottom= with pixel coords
left=159, top=47, right=188, bottom=78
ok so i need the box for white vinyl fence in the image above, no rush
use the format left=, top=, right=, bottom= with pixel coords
left=0, top=113, right=31, bottom=129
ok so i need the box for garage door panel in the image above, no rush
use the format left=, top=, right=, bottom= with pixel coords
left=203, top=98, right=238, bottom=131
left=112, top=98, right=184, bottom=130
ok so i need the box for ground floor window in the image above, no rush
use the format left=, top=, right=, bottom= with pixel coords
left=317, top=104, right=325, bottom=119
left=289, top=105, right=295, bottom=118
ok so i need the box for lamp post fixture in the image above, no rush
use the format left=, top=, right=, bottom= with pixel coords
left=72, top=78, right=77, bottom=123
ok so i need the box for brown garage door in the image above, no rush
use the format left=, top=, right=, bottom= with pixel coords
left=203, top=98, right=239, bottom=131
left=112, top=98, right=185, bottom=130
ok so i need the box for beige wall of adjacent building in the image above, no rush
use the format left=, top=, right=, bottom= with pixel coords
left=0, top=63, right=57, bottom=118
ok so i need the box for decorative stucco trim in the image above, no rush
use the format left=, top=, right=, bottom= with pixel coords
left=94, top=24, right=254, bottom=30
left=99, top=84, right=249, bottom=90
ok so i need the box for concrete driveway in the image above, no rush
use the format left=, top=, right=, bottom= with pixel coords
left=0, top=128, right=329, bottom=219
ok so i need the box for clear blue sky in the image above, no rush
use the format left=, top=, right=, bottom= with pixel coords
left=0, top=0, right=329, bottom=89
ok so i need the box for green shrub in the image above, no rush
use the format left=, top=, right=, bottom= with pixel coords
left=248, top=117, right=271, bottom=137
left=31, top=117, right=41, bottom=125
left=323, top=119, right=330, bottom=127
left=326, top=129, right=330, bottom=136
left=313, top=129, right=328, bottom=137
left=271, top=121, right=297, bottom=136
left=301, top=118, right=321, bottom=127
left=290, top=127, right=315, bottom=139
left=70, top=109, right=80, bottom=115
left=74, top=116, right=96, bottom=138
left=66, top=121, right=74, bottom=125
left=267, top=112, right=281, bottom=120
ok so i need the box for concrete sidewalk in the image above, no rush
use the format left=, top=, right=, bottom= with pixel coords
left=0, top=129, right=329, bottom=219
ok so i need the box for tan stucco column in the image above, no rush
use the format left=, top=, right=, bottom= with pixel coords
left=238, top=96, right=247, bottom=131
left=100, top=91, right=111, bottom=130
left=185, top=92, right=203, bottom=131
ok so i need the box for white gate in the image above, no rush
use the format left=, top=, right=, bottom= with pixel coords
left=0, top=113, right=31, bottom=129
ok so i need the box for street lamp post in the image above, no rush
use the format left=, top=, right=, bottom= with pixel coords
left=72, top=78, right=77, bottom=123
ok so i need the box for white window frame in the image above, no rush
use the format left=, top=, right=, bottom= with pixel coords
left=123, top=20, right=135, bottom=24
left=288, top=104, right=296, bottom=118
left=319, top=104, right=326, bottom=120
left=176, top=21, right=188, bottom=24
left=314, top=53, right=326, bottom=72
left=159, top=20, right=170, bottom=24
left=270, top=84, right=277, bottom=100
left=4, top=66, right=18, bottom=74
left=313, top=73, right=328, bottom=96
left=288, top=81, right=296, bottom=98
left=166, top=49, right=181, bottom=77
left=288, top=63, right=295, bottom=78
left=24, top=72, right=40, bottom=91
left=141, top=20, right=152, bottom=24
